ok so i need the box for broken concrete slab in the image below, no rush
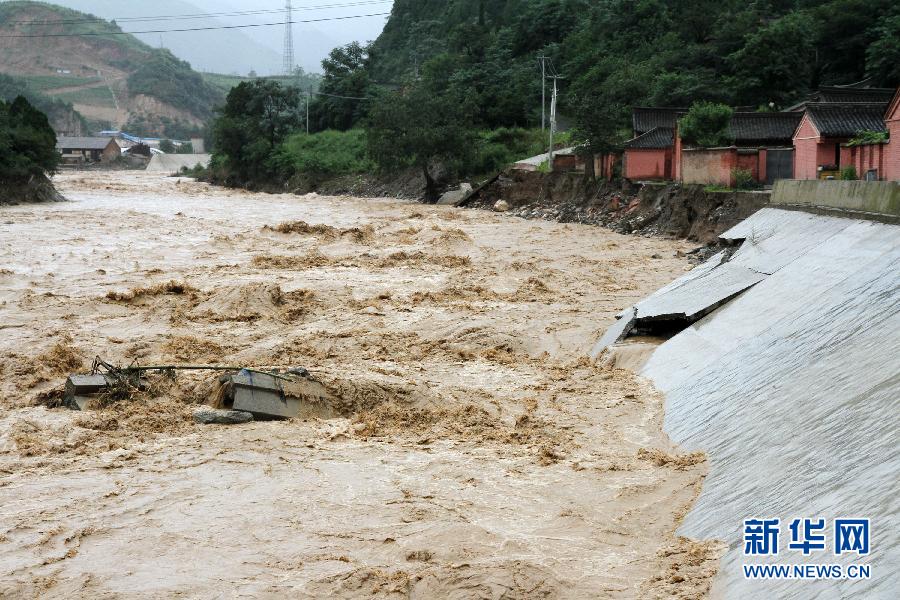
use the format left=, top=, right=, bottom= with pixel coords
left=592, top=206, right=900, bottom=599
left=589, top=307, right=636, bottom=359
left=64, top=374, right=111, bottom=410
left=218, top=369, right=333, bottom=420
left=193, top=408, right=254, bottom=425
left=633, top=263, right=765, bottom=324
left=437, top=183, right=473, bottom=206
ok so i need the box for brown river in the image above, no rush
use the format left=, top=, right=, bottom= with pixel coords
left=0, top=172, right=720, bottom=598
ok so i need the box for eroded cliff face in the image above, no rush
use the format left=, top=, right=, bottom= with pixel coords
left=470, top=170, right=770, bottom=244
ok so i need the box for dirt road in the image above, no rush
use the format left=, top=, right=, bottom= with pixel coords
left=0, top=172, right=720, bottom=598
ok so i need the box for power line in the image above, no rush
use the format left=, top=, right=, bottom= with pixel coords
left=313, top=90, right=371, bottom=100
left=0, top=13, right=391, bottom=38
left=0, top=1, right=391, bottom=26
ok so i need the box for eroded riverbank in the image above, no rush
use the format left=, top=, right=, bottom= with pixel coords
left=0, top=172, right=721, bottom=598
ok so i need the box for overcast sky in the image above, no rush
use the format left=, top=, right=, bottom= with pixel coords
left=12, top=0, right=394, bottom=74
left=185, top=0, right=395, bottom=73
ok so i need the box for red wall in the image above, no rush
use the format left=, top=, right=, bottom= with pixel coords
left=736, top=151, right=761, bottom=182
left=794, top=116, right=821, bottom=180
left=840, top=144, right=885, bottom=180
left=624, top=148, right=671, bottom=180
left=681, top=148, right=737, bottom=186
left=885, top=102, right=900, bottom=181
left=593, top=153, right=619, bottom=181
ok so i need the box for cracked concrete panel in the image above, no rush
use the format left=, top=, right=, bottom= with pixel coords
left=644, top=219, right=900, bottom=393
left=640, top=216, right=900, bottom=599
left=589, top=307, right=636, bottom=359
left=723, top=208, right=854, bottom=275
left=633, top=263, right=766, bottom=322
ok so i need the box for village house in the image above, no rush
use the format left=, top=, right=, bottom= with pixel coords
left=622, top=107, right=683, bottom=180
left=786, top=86, right=896, bottom=111
left=886, top=88, right=900, bottom=180
left=792, top=103, right=888, bottom=179
left=838, top=89, right=900, bottom=181
left=56, top=136, right=121, bottom=164
left=675, top=112, right=802, bottom=187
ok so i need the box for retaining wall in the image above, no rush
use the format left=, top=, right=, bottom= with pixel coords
left=772, top=179, right=900, bottom=218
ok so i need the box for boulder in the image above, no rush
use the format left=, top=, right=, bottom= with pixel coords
left=493, top=200, right=510, bottom=212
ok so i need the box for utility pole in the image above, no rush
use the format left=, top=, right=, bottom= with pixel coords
left=306, top=88, right=311, bottom=134
left=538, top=56, right=548, bottom=131
left=548, top=75, right=562, bottom=170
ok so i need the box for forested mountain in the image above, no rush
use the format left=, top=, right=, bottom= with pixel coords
left=0, top=1, right=223, bottom=136
left=316, top=0, right=900, bottom=150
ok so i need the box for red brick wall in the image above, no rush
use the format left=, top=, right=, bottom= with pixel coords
left=794, top=116, right=820, bottom=180
left=681, top=148, right=738, bottom=186
left=674, top=133, right=682, bottom=180
left=885, top=107, right=900, bottom=181
left=624, top=148, right=671, bottom=180
left=841, top=144, right=885, bottom=180
left=817, top=142, right=840, bottom=172
left=736, top=151, right=761, bottom=182
left=593, top=153, right=620, bottom=181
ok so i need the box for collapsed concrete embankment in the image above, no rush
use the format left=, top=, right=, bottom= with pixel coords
left=596, top=206, right=900, bottom=598
left=146, top=154, right=212, bottom=173
left=469, top=170, right=770, bottom=243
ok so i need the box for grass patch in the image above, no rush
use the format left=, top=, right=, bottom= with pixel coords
left=54, top=86, right=116, bottom=107
left=20, top=75, right=102, bottom=91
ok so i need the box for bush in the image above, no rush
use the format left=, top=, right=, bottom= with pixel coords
left=732, top=168, right=755, bottom=190
left=0, top=96, right=59, bottom=184
left=469, top=128, right=548, bottom=175
left=274, top=129, right=373, bottom=179
left=679, top=102, right=734, bottom=147
left=840, top=166, right=858, bottom=180
left=847, top=130, right=888, bottom=146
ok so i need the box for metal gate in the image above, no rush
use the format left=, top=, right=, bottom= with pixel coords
left=766, top=149, right=794, bottom=185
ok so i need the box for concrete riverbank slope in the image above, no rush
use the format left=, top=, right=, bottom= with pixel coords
left=598, top=206, right=899, bottom=598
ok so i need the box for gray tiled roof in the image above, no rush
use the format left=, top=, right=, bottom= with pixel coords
left=624, top=127, right=674, bottom=149
left=804, top=103, right=888, bottom=138
left=814, top=87, right=895, bottom=104
left=56, top=136, right=117, bottom=150
left=729, top=112, right=803, bottom=145
left=786, top=87, right=896, bottom=112
left=632, top=107, right=685, bottom=135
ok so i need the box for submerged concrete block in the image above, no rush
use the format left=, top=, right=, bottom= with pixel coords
left=64, top=374, right=110, bottom=410
left=193, top=408, right=254, bottom=425
left=222, top=369, right=333, bottom=420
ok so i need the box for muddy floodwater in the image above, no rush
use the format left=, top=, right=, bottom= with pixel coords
left=0, top=172, right=721, bottom=598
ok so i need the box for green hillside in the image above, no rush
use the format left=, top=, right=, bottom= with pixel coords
left=314, top=0, right=900, bottom=150
left=0, top=1, right=224, bottom=135
left=202, top=72, right=323, bottom=97
left=0, top=73, right=88, bottom=134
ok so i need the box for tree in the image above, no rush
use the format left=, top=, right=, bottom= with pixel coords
left=678, top=102, right=734, bottom=147
left=0, top=96, right=59, bottom=185
left=212, top=80, right=303, bottom=183
left=309, top=42, right=373, bottom=131
left=866, top=14, right=900, bottom=86
left=159, top=139, right=176, bottom=153
left=367, top=83, right=475, bottom=202
left=725, top=12, right=818, bottom=106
